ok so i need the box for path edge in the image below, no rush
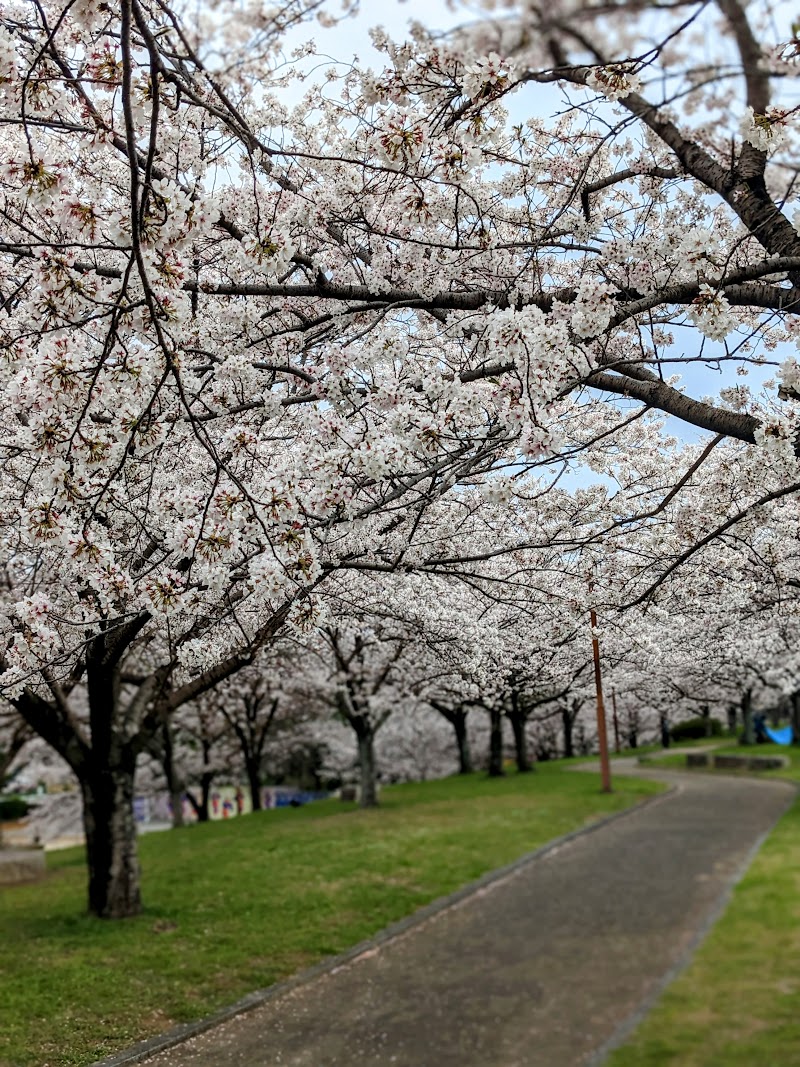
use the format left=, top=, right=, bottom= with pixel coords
left=91, top=784, right=676, bottom=1067
left=584, top=777, right=799, bottom=1067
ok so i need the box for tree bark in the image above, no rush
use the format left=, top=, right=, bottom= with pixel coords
left=453, top=710, right=473, bottom=774
left=629, top=716, right=640, bottom=749
left=561, top=707, right=575, bottom=759
left=356, top=725, right=379, bottom=807
left=488, top=706, right=505, bottom=777
left=80, top=751, right=141, bottom=919
left=792, top=692, right=800, bottom=747
left=659, top=713, right=669, bottom=749
left=700, top=704, right=713, bottom=738
left=246, top=759, right=262, bottom=812
left=159, top=725, right=185, bottom=829
left=727, top=703, right=738, bottom=734
left=430, top=701, right=473, bottom=774
left=186, top=769, right=215, bottom=822
left=741, top=689, right=755, bottom=746
left=14, top=652, right=146, bottom=918
left=508, top=707, right=532, bottom=773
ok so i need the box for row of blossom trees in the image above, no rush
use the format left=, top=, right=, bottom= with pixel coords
left=4, top=0, right=800, bottom=916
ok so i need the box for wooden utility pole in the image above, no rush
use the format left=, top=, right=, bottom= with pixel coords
left=590, top=601, right=613, bottom=793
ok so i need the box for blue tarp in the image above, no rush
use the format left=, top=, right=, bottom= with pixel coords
left=765, top=725, right=793, bottom=746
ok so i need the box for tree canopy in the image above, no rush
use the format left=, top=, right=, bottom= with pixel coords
left=3, top=0, right=800, bottom=916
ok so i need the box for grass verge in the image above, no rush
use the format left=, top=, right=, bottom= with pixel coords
left=607, top=741, right=800, bottom=1067
left=1, top=764, right=659, bottom=1067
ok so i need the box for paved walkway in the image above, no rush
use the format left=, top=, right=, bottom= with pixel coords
left=129, top=762, right=793, bottom=1067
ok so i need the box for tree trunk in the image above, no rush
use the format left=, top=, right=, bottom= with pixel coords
left=488, top=706, right=505, bottom=777
left=356, top=727, right=379, bottom=808
left=700, top=705, right=713, bottom=738
left=727, top=704, right=738, bottom=734
left=159, top=724, right=185, bottom=829
left=561, top=707, right=575, bottom=759
left=792, top=692, right=800, bottom=746
left=80, top=753, right=141, bottom=919
left=453, top=710, right=473, bottom=774
left=169, top=787, right=184, bottom=828
left=431, top=702, right=473, bottom=774
left=186, top=772, right=213, bottom=822
left=629, top=718, right=640, bottom=749
left=659, top=713, right=669, bottom=749
left=246, top=760, right=262, bottom=812
left=741, top=689, right=755, bottom=746
left=509, top=710, right=532, bottom=772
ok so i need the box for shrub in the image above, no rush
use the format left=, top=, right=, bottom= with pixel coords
left=671, top=717, right=723, bottom=742
left=0, top=796, right=30, bottom=821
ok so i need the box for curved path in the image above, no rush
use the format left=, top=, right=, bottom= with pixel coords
left=119, top=762, right=794, bottom=1067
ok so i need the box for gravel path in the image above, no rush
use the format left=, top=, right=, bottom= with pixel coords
left=106, top=762, right=794, bottom=1067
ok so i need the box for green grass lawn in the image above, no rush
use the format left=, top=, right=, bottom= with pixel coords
left=608, top=740, right=800, bottom=1067
left=0, top=765, right=660, bottom=1067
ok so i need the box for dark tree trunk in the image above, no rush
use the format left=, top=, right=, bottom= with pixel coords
left=186, top=769, right=215, bottom=822
left=430, top=702, right=473, bottom=774
left=356, top=726, right=379, bottom=807
left=0, top=717, right=31, bottom=790
left=185, top=736, right=215, bottom=822
left=452, top=710, right=473, bottom=774
left=629, top=716, right=640, bottom=749
left=226, top=695, right=276, bottom=815
left=488, top=706, right=505, bottom=777
left=700, top=705, right=713, bottom=738
left=80, top=752, right=141, bottom=919
left=246, top=760, right=262, bottom=812
left=508, top=689, right=532, bottom=773
left=791, top=693, right=800, bottom=746
left=169, top=787, right=184, bottom=828
left=81, top=634, right=147, bottom=919
left=740, top=689, right=755, bottom=746
left=659, top=713, right=669, bottom=749
left=160, top=727, right=185, bottom=829
left=508, top=708, right=532, bottom=773
left=561, top=707, right=575, bottom=758
left=187, top=776, right=211, bottom=823
left=727, top=704, right=738, bottom=734
left=145, top=724, right=185, bottom=829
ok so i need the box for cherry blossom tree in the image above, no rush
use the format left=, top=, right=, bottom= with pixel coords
left=5, top=0, right=800, bottom=918
left=300, top=571, right=454, bottom=806
left=0, top=0, right=529, bottom=914
left=207, top=654, right=293, bottom=811
left=171, top=712, right=224, bottom=823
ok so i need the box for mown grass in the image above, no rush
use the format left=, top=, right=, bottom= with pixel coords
left=0, top=764, right=660, bottom=1067
left=608, top=740, right=800, bottom=1067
